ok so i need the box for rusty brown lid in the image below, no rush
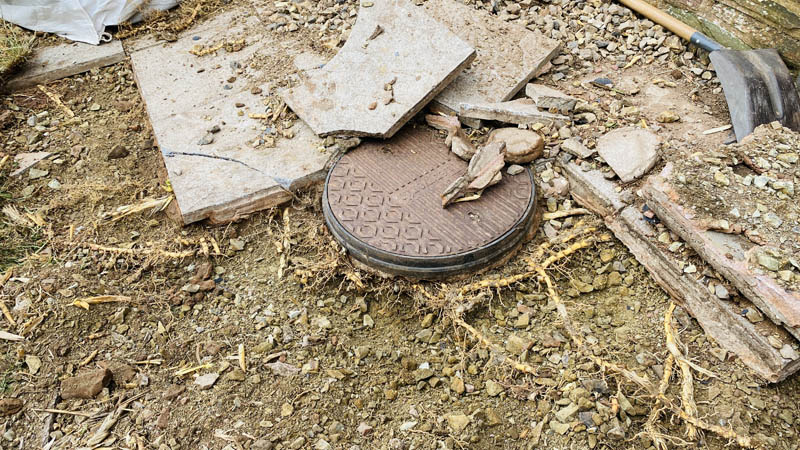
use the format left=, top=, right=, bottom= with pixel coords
left=323, top=125, right=537, bottom=279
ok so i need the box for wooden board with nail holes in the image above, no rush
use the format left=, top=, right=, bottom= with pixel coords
left=422, top=0, right=560, bottom=118
left=281, top=0, right=476, bottom=138
left=323, top=126, right=538, bottom=279
left=128, top=9, right=331, bottom=225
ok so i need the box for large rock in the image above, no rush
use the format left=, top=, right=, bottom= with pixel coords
left=61, top=369, right=112, bottom=399
left=596, top=127, right=660, bottom=182
left=487, top=128, right=544, bottom=164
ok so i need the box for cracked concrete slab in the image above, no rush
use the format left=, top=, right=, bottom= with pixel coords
left=129, top=8, right=331, bottom=225
left=422, top=0, right=560, bottom=119
left=281, top=0, right=475, bottom=138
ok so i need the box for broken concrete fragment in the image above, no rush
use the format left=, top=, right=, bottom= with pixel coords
left=423, top=0, right=560, bottom=119
left=61, top=369, right=112, bottom=399
left=282, top=0, right=475, bottom=137
left=10, top=152, right=51, bottom=177
left=561, top=138, right=595, bottom=159
left=442, top=142, right=506, bottom=207
left=596, top=127, right=660, bottom=182
left=562, top=160, right=800, bottom=382
left=507, top=164, right=525, bottom=175
left=486, top=128, right=543, bottom=164
left=459, top=98, right=568, bottom=125
left=559, top=162, right=628, bottom=217
left=541, top=176, right=570, bottom=198
left=526, top=83, right=578, bottom=114
left=425, top=114, right=476, bottom=160
left=194, top=372, right=219, bottom=390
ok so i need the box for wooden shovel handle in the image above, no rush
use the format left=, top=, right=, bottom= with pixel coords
left=617, top=0, right=695, bottom=40
left=617, top=0, right=722, bottom=52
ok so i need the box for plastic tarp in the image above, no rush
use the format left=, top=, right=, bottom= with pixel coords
left=0, top=0, right=179, bottom=45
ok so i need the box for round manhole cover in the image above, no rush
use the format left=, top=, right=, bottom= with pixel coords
left=323, top=126, right=538, bottom=279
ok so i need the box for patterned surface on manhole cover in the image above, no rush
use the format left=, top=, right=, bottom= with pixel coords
left=325, top=126, right=534, bottom=259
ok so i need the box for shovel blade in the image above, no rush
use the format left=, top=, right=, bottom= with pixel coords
left=710, top=49, right=800, bottom=142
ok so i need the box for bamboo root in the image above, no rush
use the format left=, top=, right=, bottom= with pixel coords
left=535, top=267, right=755, bottom=448
left=541, top=208, right=591, bottom=221
left=665, top=303, right=698, bottom=440
left=452, top=315, right=538, bottom=375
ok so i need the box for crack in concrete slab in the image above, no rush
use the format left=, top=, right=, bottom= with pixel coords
left=163, top=151, right=264, bottom=173
left=162, top=150, right=303, bottom=191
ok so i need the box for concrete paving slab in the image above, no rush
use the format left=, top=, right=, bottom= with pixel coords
left=596, top=127, right=660, bottom=183
left=525, top=83, right=577, bottom=114
left=5, top=41, right=125, bottom=92
left=10, top=152, right=52, bottom=177
left=129, top=9, right=331, bottom=225
left=422, top=0, right=560, bottom=117
left=281, top=0, right=475, bottom=138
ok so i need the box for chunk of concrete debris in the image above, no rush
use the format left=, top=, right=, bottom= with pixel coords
left=541, top=176, right=570, bottom=198
left=526, top=83, right=578, bottom=114
left=61, top=369, right=112, bottom=399
left=10, top=152, right=51, bottom=177
left=425, top=114, right=476, bottom=160
left=194, top=372, right=219, bottom=390
left=423, top=0, right=560, bottom=121
left=486, top=128, right=543, bottom=164
left=507, top=164, right=525, bottom=175
left=282, top=0, right=475, bottom=137
left=459, top=98, right=568, bottom=125
left=561, top=138, right=595, bottom=159
left=442, top=142, right=506, bottom=207
left=596, top=127, right=660, bottom=182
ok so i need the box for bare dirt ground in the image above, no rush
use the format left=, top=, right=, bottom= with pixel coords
left=2, top=1, right=800, bottom=450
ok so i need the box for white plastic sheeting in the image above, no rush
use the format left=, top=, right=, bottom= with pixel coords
left=0, top=0, right=179, bottom=45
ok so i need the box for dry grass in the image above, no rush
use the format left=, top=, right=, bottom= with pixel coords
left=0, top=20, right=35, bottom=80
left=114, top=0, right=235, bottom=40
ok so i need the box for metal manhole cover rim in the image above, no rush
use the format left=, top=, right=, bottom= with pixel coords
left=323, top=161, right=538, bottom=277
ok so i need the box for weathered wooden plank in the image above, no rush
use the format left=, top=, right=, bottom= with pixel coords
left=5, top=41, right=125, bottom=92
left=281, top=0, right=475, bottom=138
left=643, top=165, right=800, bottom=336
left=129, top=9, right=331, bottom=225
left=422, top=0, right=561, bottom=116
left=562, top=160, right=800, bottom=382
